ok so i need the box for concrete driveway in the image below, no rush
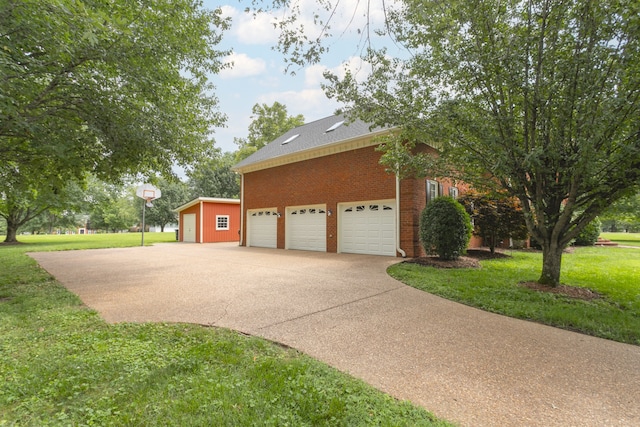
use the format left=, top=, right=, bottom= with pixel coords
left=30, top=243, right=640, bottom=427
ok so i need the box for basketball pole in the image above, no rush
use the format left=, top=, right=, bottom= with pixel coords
left=141, top=198, right=146, bottom=247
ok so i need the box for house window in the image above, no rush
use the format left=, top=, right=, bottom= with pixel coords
left=426, top=180, right=439, bottom=203
left=216, top=215, right=229, bottom=230
left=449, top=187, right=459, bottom=199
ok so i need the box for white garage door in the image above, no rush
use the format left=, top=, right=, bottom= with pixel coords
left=182, top=213, right=196, bottom=243
left=286, top=205, right=326, bottom=252
left=247, top=209, right=277, bottom=248
left=339, top=200, right=396, bottom=256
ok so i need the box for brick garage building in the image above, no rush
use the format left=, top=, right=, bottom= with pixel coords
left=233, top=115, right=479, bottom=257
left=174, top=197, right=240, bottom=243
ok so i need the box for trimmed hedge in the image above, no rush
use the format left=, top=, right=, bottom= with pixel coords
left=419, top=197, right=472, bottom=260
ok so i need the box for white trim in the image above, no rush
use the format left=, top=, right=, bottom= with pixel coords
left=396, top=175, right=406, bottom=258
left=239, top=173, right=244, bottom=246
left=199, top=200, right=204, bottom=243
left=216, top=215, right=230, bottom=230
left=233, top=129, right=397, bottom=174
left=174, top=197, right=240, bottom=213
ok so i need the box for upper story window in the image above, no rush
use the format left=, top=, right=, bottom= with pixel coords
left=426, top=180, right=439, bottom=203
left=216, top=215, right=229, bottom=230
left=449, top=187, right=459, bottom=199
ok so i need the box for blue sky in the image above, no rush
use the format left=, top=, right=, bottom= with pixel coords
left=201, top=0, right=395, bottom=154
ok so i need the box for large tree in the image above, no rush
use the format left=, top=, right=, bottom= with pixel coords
left=188, top=151, right=240, bottom=199
left=142, top=179, right=190, bottom=232
left=314, top=0, right=640, bottom=285
left=234, top=102, right=305, bottom=162
left=0, top=0, right=229, bottom=242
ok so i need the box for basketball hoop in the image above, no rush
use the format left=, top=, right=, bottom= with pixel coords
left=136, top=184, right=162, bottom=246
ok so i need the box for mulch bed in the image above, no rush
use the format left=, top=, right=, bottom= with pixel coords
left=403, top=248, right=510, bottom=269
left=403, top=248, right=601, bottom=301
left=519, top=282, right=602, bottom=300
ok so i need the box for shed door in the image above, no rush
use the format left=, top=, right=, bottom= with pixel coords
left=247, top=209, right=277, bottom=248
left=286, top=206, right=326, bottom=252
left=183, top=214, right=196, bottom=243
left=339, top=201, right=396, bottom=256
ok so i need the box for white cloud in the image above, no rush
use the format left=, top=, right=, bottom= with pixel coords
left=219, top=53, right=267, bottom=79
left=219, top=5, right=279, bottom=45
left=304, top=57, right=372, bottom=87
left=257, top=88, right=341, bottom=120
left=235, top=11, right=279, bottom=45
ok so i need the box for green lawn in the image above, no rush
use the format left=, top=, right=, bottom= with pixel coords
left=0, top=234, right=448, bottom=426
left=601, top=232, right=640, bottom=247
left=389, top=246, right=640, bottom=345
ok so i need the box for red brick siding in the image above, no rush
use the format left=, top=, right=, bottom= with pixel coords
left=242, top=145, right=396, bottom=253
left=241, top=143, right=480, bottom=257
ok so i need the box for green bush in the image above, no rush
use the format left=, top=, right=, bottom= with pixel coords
left=420, top=197, right=472, bottom=260
left=573, top=217, right=602, bottom=246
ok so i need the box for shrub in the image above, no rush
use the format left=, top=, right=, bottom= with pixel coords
left=420, top=197, right=473, bottom=260
left=574, top=217, right=602, bottom=246
left=458, top=190, right=529, bottom=254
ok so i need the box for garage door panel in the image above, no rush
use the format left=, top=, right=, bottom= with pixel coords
left=248, top=209, right=277, bottom=248
left=287, top=205, right=326, bottom=252
left=339, top=200, right=396, bottom=256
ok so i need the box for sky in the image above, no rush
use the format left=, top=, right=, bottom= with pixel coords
left=201, top=0, right=395, bottom=154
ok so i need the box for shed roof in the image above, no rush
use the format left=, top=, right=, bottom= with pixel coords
left=232, top=114, right=392, bottom=173
left=174, top=197, right=240, bottom=213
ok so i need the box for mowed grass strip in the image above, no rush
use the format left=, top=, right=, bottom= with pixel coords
left=601, top=232, right=640, bottom=247
left=388, top=246, right=640, bottom=345
left=0, top=234, right=449, bottom=426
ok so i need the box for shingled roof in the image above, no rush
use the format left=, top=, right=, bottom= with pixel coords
left=233, top=114, right=392, bottom=172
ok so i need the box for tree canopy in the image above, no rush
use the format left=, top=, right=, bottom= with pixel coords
left=188, top=151, right=240, bottom=199
left=297, top=0, right=640, bottom=285
left=234, top=102, right=305, bottom=162
left=0, top=0, right=229, bottom=241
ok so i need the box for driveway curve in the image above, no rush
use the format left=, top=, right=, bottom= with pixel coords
left=30, top=243, right=640, bottom=427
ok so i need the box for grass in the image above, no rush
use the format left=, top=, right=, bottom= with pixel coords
left=388, top=246, right=640, bottom=345
left=601, top=232, right=640, bottom=247
left=1, top=234, right=448, bottom=426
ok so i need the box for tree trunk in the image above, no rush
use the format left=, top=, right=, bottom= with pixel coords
left=538, top=241, right=564, bottom=286
left=4, top=221, right=19, bottom=243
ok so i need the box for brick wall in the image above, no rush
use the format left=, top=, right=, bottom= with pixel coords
left=241, top=144, right=479, bottom=257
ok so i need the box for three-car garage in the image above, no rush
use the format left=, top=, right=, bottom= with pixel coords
left=245, top=200, right=397, bottom=257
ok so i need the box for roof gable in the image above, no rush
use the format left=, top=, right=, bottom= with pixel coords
left=233, top=114, right=392, bottom=173
left=174, top=197, right=240, bottom=213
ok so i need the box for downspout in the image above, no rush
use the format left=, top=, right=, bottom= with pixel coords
left=239, top=173, right=244, bottom=246
left=199, top=199, right=204, bottom=243
left=396, top=173, right=406, bottom=258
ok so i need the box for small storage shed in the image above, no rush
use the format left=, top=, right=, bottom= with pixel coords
left=174, top=197, right=240, bottom=243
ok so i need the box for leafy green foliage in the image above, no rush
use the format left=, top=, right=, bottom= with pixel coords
left=1, top=0, right=230, bottom=242
left=234, top=102, right=305, bottom=162
left=459, top=191, right=529, bottom=253
left=420, top=197, right=472, bottom=260
left=0, top=235, right=448, bottom=426
left=84, top=178, right=137, bottom=233
left=389, top=247, right=640, bottom=345
left=600, top=193, right=640, bottom=232
left=319, top=0, right=640, bottom=285
left=573, top=217, right=602, bottom=246
left=143, top=179, right=190, bottom=231
left=188, top=151, right=240, bottom=199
